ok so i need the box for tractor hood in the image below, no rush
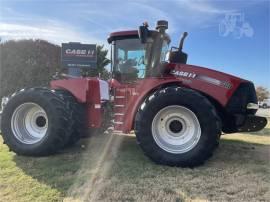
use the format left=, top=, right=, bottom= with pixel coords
left=165, top=63, right=248, bottom=89
left=157, top=62, right=254, bottom=107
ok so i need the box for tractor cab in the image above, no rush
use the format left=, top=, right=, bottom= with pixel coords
left=108, top=20, right=185, bottom=83
left=107, top=20, right=190, bottom=131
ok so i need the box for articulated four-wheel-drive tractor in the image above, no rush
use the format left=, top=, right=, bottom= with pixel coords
left=1, top=21, right=267, bottom=167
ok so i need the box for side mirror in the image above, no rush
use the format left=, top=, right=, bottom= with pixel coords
left=138, top=23, right=149, bottom=43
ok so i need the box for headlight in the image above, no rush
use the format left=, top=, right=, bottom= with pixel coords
left=247, top=103, right=259, bottom=110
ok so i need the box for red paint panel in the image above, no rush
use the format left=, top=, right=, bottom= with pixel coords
left=118, top=64, right=245, bottom=133
left=166, top=63, right=243, bottom=105
left=51, top=78, right=89, bottom=103
left=108, top=79, right=121, bottom=88
left=50, top=77, right=102, bottom=128
left=109, top=30, right=138, bottom=38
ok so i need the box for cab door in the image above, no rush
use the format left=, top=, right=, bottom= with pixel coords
left=112, top=39, right=146, bottom=131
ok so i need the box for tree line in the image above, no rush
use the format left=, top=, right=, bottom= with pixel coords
left=0, top=39, right=110, bottom=98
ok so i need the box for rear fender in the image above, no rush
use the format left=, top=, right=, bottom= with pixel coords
left=50, top=78, right=102, bottom=128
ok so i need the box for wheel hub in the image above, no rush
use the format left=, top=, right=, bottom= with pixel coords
left=11, top=103, right=48, bottom=144
left=169, top=120, right=183, bottom=133
left=36, top=116, right=47, bottom=128
left=152, top=105, right=201, bottom=154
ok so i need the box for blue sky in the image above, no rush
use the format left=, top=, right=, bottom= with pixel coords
left=0, top=0, right=269, bottom=88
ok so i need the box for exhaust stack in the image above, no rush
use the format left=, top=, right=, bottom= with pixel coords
left=169, top=31, right=189, bottom=64
left=179, top=32, right=188, bottom=51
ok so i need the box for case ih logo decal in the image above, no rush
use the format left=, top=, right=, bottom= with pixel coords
left=171, top=70, right=232, bottom=89
left=170, top=70, right=197, bottom=78
left=65, top=49, right=95, bottom=57
left=61, top=43, right=97, bottom=69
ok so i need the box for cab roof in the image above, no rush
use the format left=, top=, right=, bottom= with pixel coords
left=107, top=30, right=138, bottom=43
left=107, top=29, right=171, bottom=43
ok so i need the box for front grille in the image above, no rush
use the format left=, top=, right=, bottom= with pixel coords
left=226, top=82, right=257, bottom=115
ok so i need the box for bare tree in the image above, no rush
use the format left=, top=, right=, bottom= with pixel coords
left=256, top=86, right=270, bottom=101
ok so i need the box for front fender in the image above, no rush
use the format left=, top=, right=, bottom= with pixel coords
left=122, top=65, right=245, bottom=133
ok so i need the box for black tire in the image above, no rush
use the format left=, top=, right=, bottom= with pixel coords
left=0, top=88, right=72, bottom=156
left=53, top=89, right=87, bottom=147
left=135, top=86, right=221, bottom=167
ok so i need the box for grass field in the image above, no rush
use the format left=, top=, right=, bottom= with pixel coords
left=0, top=120, right=269, bottom=202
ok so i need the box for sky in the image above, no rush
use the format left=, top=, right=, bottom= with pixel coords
left=0, top=0, right=269, bottom=88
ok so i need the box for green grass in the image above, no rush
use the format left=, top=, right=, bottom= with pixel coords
left=0, top=122, right=269, bottom=202
left=0, top=138, right=84, bottom=202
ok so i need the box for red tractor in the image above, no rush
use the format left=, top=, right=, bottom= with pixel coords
left=1, top=21, right=267, bottom=167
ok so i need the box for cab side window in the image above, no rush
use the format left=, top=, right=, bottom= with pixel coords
left=127, top=50, right=145, bottom=78
left=114, top=39, right=147, bottom=82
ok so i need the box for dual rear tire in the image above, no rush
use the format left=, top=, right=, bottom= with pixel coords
left=0, top=88, right=83, bottom=156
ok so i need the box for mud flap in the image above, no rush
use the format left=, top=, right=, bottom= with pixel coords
left=237, top=115, right=267, bottom=132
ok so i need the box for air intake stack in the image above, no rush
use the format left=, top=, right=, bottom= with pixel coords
left=156, top=20, right=168, bottom=33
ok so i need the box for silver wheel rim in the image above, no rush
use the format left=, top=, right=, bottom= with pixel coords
left=152, top=105, right=201, bottom=154
left=11, top=103, right=48, bottom=144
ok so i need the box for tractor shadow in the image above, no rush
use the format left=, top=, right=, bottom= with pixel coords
left=13, top=129, right=270, bottom=201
